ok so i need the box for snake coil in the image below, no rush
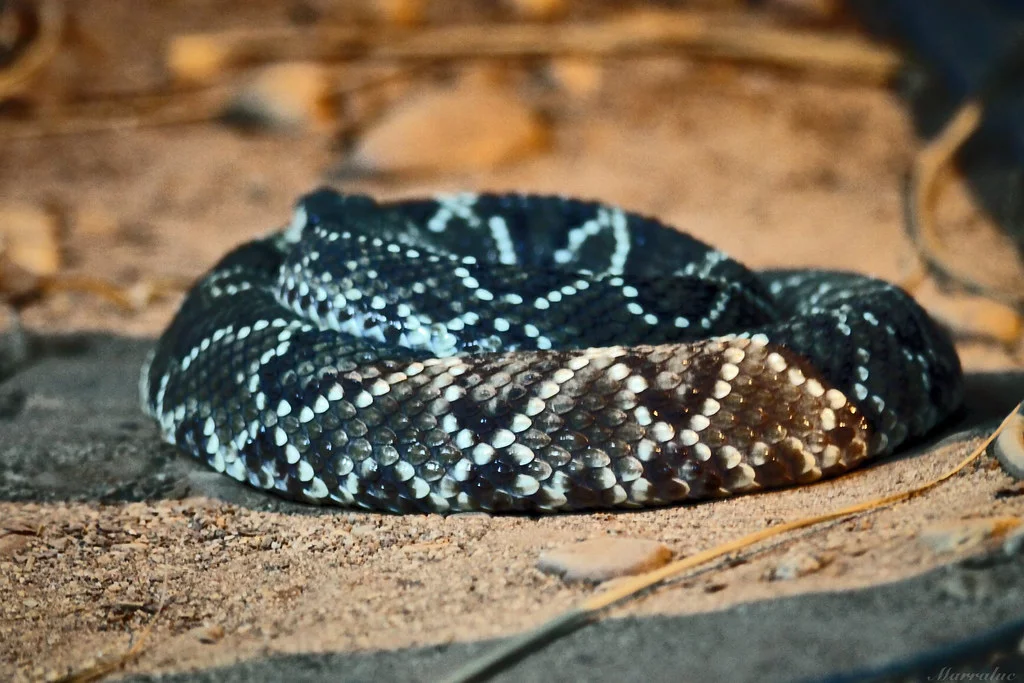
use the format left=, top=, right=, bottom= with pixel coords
left=141, top=189, right=963, bottom=513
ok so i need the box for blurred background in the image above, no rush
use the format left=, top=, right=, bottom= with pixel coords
left=3, top=4, right=1024, bottom=680
left=0, top=0, right=1022, bottom=370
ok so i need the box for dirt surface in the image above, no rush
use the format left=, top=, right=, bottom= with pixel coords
left=2, top=2, right=1024, bottom=682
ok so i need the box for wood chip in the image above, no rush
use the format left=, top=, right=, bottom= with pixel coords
left=349, top=81, right=547, bottom=174
left=537, top=537, right=673, bottom=582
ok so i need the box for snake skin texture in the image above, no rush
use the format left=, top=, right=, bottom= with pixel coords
left=141, top=188, right=964, bottom=513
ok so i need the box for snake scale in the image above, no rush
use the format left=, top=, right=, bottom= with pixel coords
left=141, top=188, right=964, bottom=513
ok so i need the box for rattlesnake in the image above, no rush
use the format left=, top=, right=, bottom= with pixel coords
left=141, top=188, right=964, bottom=513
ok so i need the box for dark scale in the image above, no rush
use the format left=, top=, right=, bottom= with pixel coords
left=142, top=188, right=964, bottom=513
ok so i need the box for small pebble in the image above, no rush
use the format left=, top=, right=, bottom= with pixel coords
left=549, top=57, right=603, bottom=99
left=374, top=0, right=425, bottom=25
left=506, top=0, right=567, bottom=20
left=349, top=81, right=547, bottom=174
left=195, top=623, right=225, bottom=644
left=0, top=203, right=61, bottom=276
left=767, top=551, right=827, bottom=581
left=994, top=412, right=1024, bottom=480
left=918, top=516, right=1022, bottom=555
left=167, top=35, right=230, bottom=84
left=224, top=62, right=334, bottom=132
left=536, top=537, right=672, bottom=582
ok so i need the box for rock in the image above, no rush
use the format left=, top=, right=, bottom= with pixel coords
left=506, top=0, right=567, bottom=21
left=168, top=34, right=230, bottom=85
left=549, top=57, right=603, bottom=99
left=918, top=517, right=1022, bottom=555
left=994, top=411, right=1024, bottom=480
left=0, top=203, right=61, bottom=276
left=349, top=81, right=548, bottom=174
left=374, top=0, right=425, bottom=25
left=224, top=62, right=334, bottom=132
left=767, top=551, right=828, bottom=581
left=195, top=623, right=225, bottom=644
left=537, top=537, right=673, bottom=582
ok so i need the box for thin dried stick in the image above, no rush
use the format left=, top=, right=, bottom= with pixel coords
left=0, top=86, right=230, bottom=139
left=0, top=63, right=417, bottom=140
left=439, top=403, right=1022, bottom=683
left=168, top=10, right=899, bottom=85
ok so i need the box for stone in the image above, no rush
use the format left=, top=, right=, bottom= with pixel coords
left=225, top=62, right=334, bottom=132
left=549, top=57, right=603, bottom=99
left=994, top=411, right=1024, bottom=480
left=506, top=0, right=567, bottom=21
left=195, top=623, right=225, bottom=644
left=0, top=203, right=61, bottom=276
left=919, top=517, right=1022, bottom=555
left=349, top=81, right=547, bottom=174
left=767, top=551, right=828, bottom=581
left=537, top=537, right=672, bottom=582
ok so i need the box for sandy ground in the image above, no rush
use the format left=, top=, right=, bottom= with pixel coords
left=2, top=3, right=1024, bottom=682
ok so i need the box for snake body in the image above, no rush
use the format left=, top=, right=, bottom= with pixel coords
left=141, top=189, right=964, bottom=513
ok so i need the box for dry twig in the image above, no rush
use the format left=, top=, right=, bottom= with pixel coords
left=0, top=86, right=231, bottom=139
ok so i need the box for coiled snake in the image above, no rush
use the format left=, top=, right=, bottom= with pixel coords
left=141, top=189, right=964, bottom=513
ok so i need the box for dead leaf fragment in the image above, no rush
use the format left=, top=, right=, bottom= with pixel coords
left=350, top=81, right=548, bottom=174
